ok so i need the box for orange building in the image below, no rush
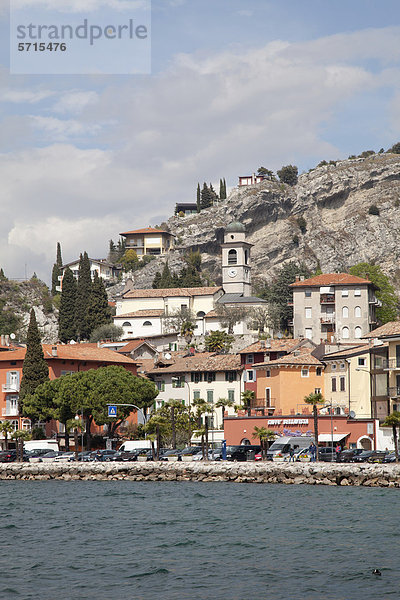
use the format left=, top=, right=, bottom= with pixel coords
left=253, top=346, right=325, bottom=416
left=0, top=344, right=138, bottom=444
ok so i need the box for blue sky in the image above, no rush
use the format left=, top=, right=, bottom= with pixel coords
left=1, top=0, right=400, bottom=281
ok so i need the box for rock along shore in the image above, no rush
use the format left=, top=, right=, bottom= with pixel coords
left=1, top=461, right=400, bottom=487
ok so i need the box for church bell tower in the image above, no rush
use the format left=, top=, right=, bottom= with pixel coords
left=221, top=221, right=252, bottom=296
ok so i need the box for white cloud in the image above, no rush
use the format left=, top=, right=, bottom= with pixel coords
left=52, top=91, right=99, bottom=115
left=0, top=89, right=55, bottom=103
left=29, top=116, right=101, bottom=141
left=236, top=10, right=254, bottom=17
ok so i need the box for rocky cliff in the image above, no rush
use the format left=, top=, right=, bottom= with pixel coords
left=127, top=152, right=400, bottom=291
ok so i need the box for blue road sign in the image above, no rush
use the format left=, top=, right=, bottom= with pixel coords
left=108, top=405, right=117, bottom=418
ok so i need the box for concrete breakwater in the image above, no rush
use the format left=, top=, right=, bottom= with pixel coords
left=1, top=461, right=400, bottom=487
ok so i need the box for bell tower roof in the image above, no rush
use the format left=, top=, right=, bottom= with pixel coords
left=225, top=221, right=246, bottom=233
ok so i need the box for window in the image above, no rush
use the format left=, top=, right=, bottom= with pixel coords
left=11, top=420, right=18, bottom=432
left=191, top=372, right=202, bottom=383
left=247, top=369, right=255, bottom=382
left=143, top=321, right=152, bottom=326
left=207, top=390, right=214, bottom=403
left=355, top=326, right=362, bottom=339
left=305, top=307, right=312, bottom=319
left=340, top=376, right=346, bottom=392
left=265, top=388, right=272, bottom=406
left=205, top=371, right=216, bottom=383
left=305, top=328, right=312, bottom=339
left=301, top=368, right=309, bottom=378
left=6, top=371, right=19, bottom=390
left=316, top=367, right=322, bottom=376
left=331, top=377, right=337, bottom=392
left=315, top=388, right=321, bottom=394
left=358, top=358, right=366, bottom=367
left=228, top=390, right=235, bottom=402
left=265, top=369, right=271, bottom=378
left=354, top=306, right=361, bottom=318
left=342, top=306, right=349, bottom=318
left=342, top=326, right=349, bottom=339
left=122, top=321, right=131, bottom=326
left=355, top=288, right=361, bottom=296
left=305, top=290, right=311, bottom=297
left=22, top=419, right=31, bottom=431
left=342, top=289, right=348, bottom=297
left=225, top=371, right=237, bottom=382
left=155, top=380, right=165, bottom=392
left=172, top=376, right=185, bottom=388
left=331, top=364, right=337, bottom=371
left=197, top=311, right=205, bottom=318
left=228, top=249, right=237, bottom=265
left=340, top=363, right=345, bottom=370
left=193, top=390, right=200, bottom=400
left=247, top=353, right=254, bottom=364
left=244, top=249, right=249, bottom=264
left=181, top=304, right=188, bottom=312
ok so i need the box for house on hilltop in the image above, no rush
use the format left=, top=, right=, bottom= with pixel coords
left=119, top=227, right=175, bottom=258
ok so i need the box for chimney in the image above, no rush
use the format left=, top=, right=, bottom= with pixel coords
left=300, top=275, right=305, bottom=281
left=260, top=339, right=266, bottom=348
left=295, top=276, right=300, bottom=282
left=51, top=346, right=58, bottom=357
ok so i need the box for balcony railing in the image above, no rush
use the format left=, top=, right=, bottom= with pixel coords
left=320, top=314, right=335, bottom=324
left=320, top=295, right=335, bottom=304
left=2, top=383, right=20, bottom=393
left=383, top=358, right=400, bottom=370
left=2, top=407, right=19, bottom=417
left=388, top=387, right=400, bottom=397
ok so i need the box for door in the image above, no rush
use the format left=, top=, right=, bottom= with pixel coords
left=396, top=374, right=400, bottom=396
left=396, top=345, right=400, bottom=368
left=265, top=388, right=271, bottom=407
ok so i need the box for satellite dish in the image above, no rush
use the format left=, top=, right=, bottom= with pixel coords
left=69, top=340, right=76, bottom=345
left=164, top=352, right=172, bottom=360
left=349, top=410, right=356, bottom=419
left=10, top=333, right=16, bottom=340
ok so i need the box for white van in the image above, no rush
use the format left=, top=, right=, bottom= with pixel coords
left=266, top=436, right=313, bottom=461
left=24, top=440, right=59, bottom=452
left=118, top=440, right=153, bottom=452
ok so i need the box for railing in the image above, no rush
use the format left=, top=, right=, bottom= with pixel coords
left=2, top=407, right=19, bottom=416
left=2, top=384, right=19, bottom=393
left=320, top=314, right=335, bottom=324
left=388, top=387, right=400, bottom=397
left=320, top=295, right=335, bottom=304
left=383, top=358, right=400, bottom=370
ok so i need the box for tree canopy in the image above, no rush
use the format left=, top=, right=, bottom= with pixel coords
left=19, top=309, right=49, bottom=414
left=277, top=165, right=298, bottom=186
left=58, top=267, right=77, bottom=342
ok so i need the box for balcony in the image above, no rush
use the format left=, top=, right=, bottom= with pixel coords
left=320, top=294, right=335, bottom=304
left=2, top=383, right=20, bottom=393
left=388, top=387, right=400, bottom=397
left=2, top=407, right=19, bottom=417
left=383, top=358, right=400, bottom=370
left=320, top=314, right=335, bottom=324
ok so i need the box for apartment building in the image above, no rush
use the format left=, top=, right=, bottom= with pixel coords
left=119, top=227, right=175, bottom=257
left=290, top=273, right=379, bottom=344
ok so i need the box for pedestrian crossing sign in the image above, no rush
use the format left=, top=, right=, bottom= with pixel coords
left=108, top=405, right=117, bottom=417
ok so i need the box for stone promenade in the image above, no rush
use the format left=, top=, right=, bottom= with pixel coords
left=1, top=461, right=400, bottom=487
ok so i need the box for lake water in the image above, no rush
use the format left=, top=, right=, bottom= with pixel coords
left=1, top=481, right=399, bottom=600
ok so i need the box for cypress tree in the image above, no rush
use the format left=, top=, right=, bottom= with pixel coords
left=0, top=268, right=6, bottom=280
left=58, top=267, right=77, bottom=342
left=159, top=262, right=174, bottom=288
left=19, top=309, right=49, bottom=414
left=196, top=183, right=201, bottom=212
left=75, top=252, right=92, bottom=340
left=152, top=271, right=162, bottom=289
left=87, top=272, right=112, bottom=334
left=51, top=242, right=63, bottom=295
left=201, top=183, right=212, bottom=209
left=219, top=179, right=223, bottom=199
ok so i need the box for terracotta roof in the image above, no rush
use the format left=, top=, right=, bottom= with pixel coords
left=118, top=339, right=156, bottom=354
left=146, top=352, right=242, bottom=375
left=239, top=339, right=302, bottom=354
left=0, top=344, right=136, bottom=365
left=115, top=309, right=164, bottom=318
left=122, top=287, right=222, bottom=299
left=254, top=347, right=323, bottom=368
left=363, top=321, right=400, bottom=339
left=322, top=343, right=374, bottom=360
left=290, top=273, right=372, bottom=287
left=119, top=228, right=175, bottom=236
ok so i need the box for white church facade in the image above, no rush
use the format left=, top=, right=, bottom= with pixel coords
left=114, top=221, right=267, bottom=340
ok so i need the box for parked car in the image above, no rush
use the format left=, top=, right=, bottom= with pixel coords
left=337, top=448, right=364, bottom=462
left=111, top=450, right=139, bottom=462
left=181, top=446, right=202, bottom=457
left=351, top=450, right=387, bottom=463
left=52, top=452, right=75, bottom=462
left=160, top=449, right=182, bottom=461
left=317, top=447, right=338, bottom=462
left=69, top=451, right=93, bottom=462
left=40, top=451, right=67, bottom=462
left=0, top=450, right=17, bottom=463
left=226, top=445, right=261, bottom=461
left=383, top=451, right=398, bottom=463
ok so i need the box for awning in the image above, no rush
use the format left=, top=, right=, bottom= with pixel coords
left=318, top=433, right=349, bottom=442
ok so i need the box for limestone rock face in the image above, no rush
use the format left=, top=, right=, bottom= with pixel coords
left=110, top=153, right=400, bottom=292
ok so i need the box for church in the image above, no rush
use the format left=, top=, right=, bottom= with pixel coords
left=114, top=221, right=267, bottom=341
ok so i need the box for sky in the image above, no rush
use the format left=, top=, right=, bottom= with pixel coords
left=1, top=0, right=400, bottom=282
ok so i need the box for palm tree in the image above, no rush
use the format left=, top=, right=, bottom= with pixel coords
left=12, top=429, right=31, bottom=462
left=252, top=426, right=276, bottom=459
left=382, top=411, right=400, bottom=463
left=304, top=392, right=325, bottom=460
left=0, top=420, right=15, bottom=451
left=241, top=390, right=255, bottom=415
left=215, top=398, right=234, bottom=428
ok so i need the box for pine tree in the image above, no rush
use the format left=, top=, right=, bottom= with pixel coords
left=58, top=267, right=77, bottom=342
left=75, top=252, right=92, bottom=340
left=51, top=242, right=63, bottom=295
left=19, top=309, right=49, bottom=414
left=87, top=272, right=112, bottom=334
left=209, top=183, right=218, bottom=205
left=196, top=183, right=201, bottom=212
